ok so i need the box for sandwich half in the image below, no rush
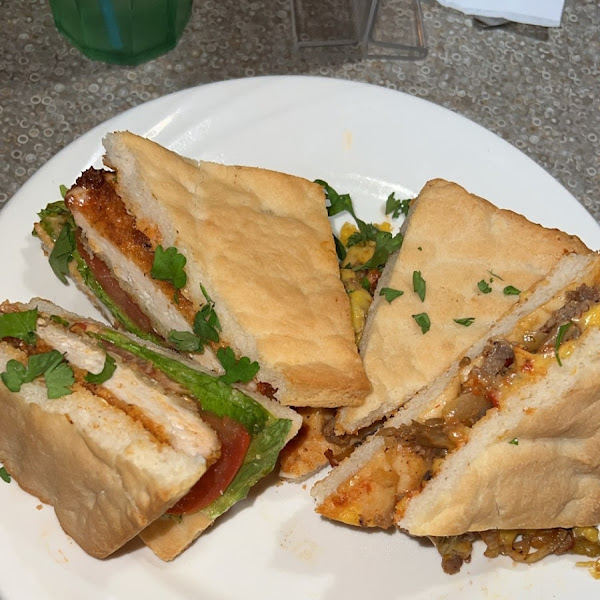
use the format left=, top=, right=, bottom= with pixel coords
left=0, top=299, right=301, bottom=560
left=313, top=252, right=600, bottom=571
left=279, top=179, right=590, bottom=481
left=33, top=131, right=370, bottom=409
left=335, top=178, right=589, bottom=434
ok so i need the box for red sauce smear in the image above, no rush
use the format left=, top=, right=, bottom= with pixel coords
left=167, top=411, right=251, bottom=515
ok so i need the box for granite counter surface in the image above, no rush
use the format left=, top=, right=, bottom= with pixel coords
left=1, top=0, right=598, bottom=221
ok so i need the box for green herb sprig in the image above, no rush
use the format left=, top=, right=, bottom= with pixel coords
left=413, top=271, right=426, bottom=302
left=379, top=287, right=404, bottom=303
left=0, top=309, right=38, bottom=345
left=385, top=192, right=411, bottom=219
left=454, top=317, right=475, bottom=327
left=168, top=284, right=221, bottom=352
left=316, top=180, right=403, bottom=270
left=477, top=280, right=492, bottom=294
left=503, top=285, right=521, bottom=296
left=0, top=467, right=10, bottom=483
left=217, top=347, right=260, bottom=384
left=412, top=312, right=431, bottom=334
left=151, top=245, right=187, bottom=302
left=1, top=350, right=74, bottom=399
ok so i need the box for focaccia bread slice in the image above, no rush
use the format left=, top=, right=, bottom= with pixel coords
left=335, top=178, right=589, bottom=434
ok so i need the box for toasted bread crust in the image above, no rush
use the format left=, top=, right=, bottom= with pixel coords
left=336, top=179, right=589, bottom=433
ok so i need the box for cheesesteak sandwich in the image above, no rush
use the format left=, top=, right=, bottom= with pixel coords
left=313, top=252, right=600, bottom=571
left=335, top=178, right=589, bottom=435
left=0, top=299, right=300, bottom=560
left=280, top=179, right=589, bottom=481
left=33, top=131, right=370, bottom=409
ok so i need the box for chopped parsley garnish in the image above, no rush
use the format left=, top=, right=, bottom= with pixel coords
left=168, top=284, right=221, bottom=352
left=1, top=350, right=75, bottom=399
left=0, top=309, right=38, bottom=345
left=217, top=347, right=260, bottom=384
left=351, top=229, right=403, bottom=271
left=380, top=287, right=404, bottom=303
left=385, top=192, right=411, bottom=219
left=85, top=353, right=116, bottom=384
left=454, top=317, right=475, bottom=327
left=412, top=312, right=431, bottom=334
left=316, top=179, right=355, bottom=218
left=477, top=279, right=492, bottom=294
left=48, top=222, right=76, bottom=284
left=413, top=270, right=426, bottom=302
left=151, top=245, right=187, bottom=301
left=0, top=467, right=10, bottom=484
left=508, top=438, right=519, bottom=445
left=346, top=222, right=380, bottom=248
left=193, top=284, right=221, bottom=341
left=316, top=180, right=403, bottom=270
left=361, top=277, right=371, bottom=291
left=503, top=285, right=521, bottom=296
left=555, top=322, right=572, bottom=366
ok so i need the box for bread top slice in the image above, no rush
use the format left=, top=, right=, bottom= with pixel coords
left=313, top=253, right=600, bottom=535
left=0, top=299, right=221, bottom=558
left=98, top=131, right=370, bottom=408
left=335, top=178, right=589, bottom=433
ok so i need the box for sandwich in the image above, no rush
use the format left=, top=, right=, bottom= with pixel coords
left=335, top=178, right=589, bottom=434
left=0, top=298, right=301, bottom=560
left=33, top=131, right=370, bottom=410
left=279, top=178, right=589, bottom=480
left=312, top=251, right=600, bottom=572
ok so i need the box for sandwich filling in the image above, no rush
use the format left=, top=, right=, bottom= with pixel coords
left=65, top=168, right=198, bottom=338
left=0, top=304, right=293, bottom=524
left=316, top=281, right=600, bottom=571
left=34, top=170, right=269, bottom=392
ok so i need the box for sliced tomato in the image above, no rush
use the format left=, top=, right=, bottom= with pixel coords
left=75, top=233, right=155, bottom=335
left=167, top=412, right=251, bottom=515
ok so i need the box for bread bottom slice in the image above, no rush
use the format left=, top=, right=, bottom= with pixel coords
left=0, top=346, right=205, bottom=558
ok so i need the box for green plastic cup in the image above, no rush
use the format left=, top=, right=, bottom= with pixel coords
left=48, top=0, right=192, bottom=65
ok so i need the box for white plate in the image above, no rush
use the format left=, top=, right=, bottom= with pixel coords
left=0, top=76, right=599, bottom=600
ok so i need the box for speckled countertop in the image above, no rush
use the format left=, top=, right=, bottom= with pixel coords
left=1, top=0, right=598, bottom=221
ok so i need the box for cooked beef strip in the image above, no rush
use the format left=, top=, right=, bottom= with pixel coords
left=542, top=284, right=600, bottom=335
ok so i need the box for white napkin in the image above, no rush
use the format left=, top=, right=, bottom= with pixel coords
left=436, top=0, right=566, bottom=27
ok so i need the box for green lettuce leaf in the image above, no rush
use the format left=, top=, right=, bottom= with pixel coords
left=87, top=325, right=292, bottom=523
left=90, top=328, right=270, bottom=434
left=202, top=418, right=291, bottom=520
left=37, top=204, right=164, bottom=346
